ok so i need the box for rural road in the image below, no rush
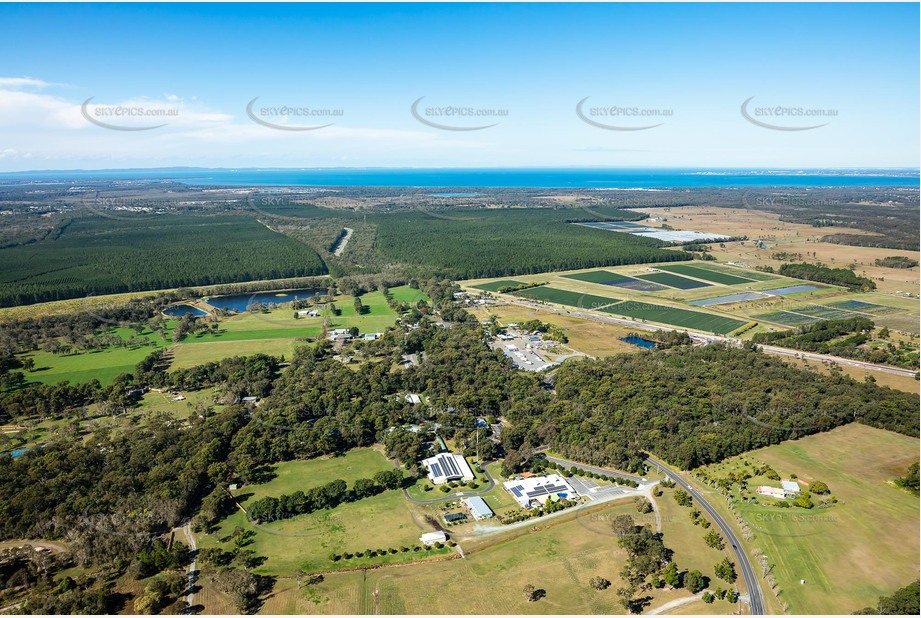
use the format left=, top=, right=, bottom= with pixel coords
left=181, top=523, right=198, bottom=610
left=499, top=297, right=916, bottom=378
left=541, top=454, right=646, bottom=484
left=644, top=456, right=765, bottom=616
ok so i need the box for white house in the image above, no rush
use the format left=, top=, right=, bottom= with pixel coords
left=756, top=485, right=786, bottom=499
left=781, top=480, right=800, bottom=496
left=503, top=474, right=579, bottom=509
left=422, top=452, right=475, bottom=485
left=419, top=531, right=447, bottom=546
left=328, top=328, right=352, bottom=342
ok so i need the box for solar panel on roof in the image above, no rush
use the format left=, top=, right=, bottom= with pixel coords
left=441, top=455, right=460, bottom=478
left=510, top=486, right=523, bottom=498
left=431, top=463, right=442, bottom=478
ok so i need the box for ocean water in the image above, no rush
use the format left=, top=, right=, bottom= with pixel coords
left=2, top=168, right=917, bottom=188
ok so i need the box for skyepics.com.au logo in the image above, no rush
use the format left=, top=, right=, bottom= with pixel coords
left=246, top=96, right=343, bottom=131
left=740, top=189, right=839, bottom=210
left=740, top=96, right=837, bottom=131
left=411, top=97, right=508, bottom=131
left=741, top=506, right=838, bottom=538
left=576, top=97, right=672, bottom=131
left=81, top=97, right=179, bottom=131
left=81, top=192, right=171, bottom=220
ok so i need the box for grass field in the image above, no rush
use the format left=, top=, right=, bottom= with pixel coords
left=17, top=289, right=402, bottom=385
left=170, top=338, right=305, bottom=369
left=562, top=270, right=623, bottom=284
left=600, top=302, right=747, bottom=335
left=636, top=272, right=713, bottom=290
left=697, top=424, right=920, bottom=614
left=472, top=280, right=527, bottom=292
left=655, top=264, right=755, bottom=286
left=265, top=496, right=738, bottom=615
left=200, top=448, right=437, bottom=576
left=387, top=284, right=431, bottom=304
left=511, top=286, right=619, bottom=310
left=24, top=343, right=160, bottom=385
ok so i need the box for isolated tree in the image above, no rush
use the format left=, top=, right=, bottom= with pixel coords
left=662, top=562, right=680, bottom=588
left=810, top=481, right=830, bottom=494
left=674, top=489, right=693, bottom=507
left=634, top=496, right=653, bottom=514
left=704, top=529, right=725, bottom=550
left=611, top=514, right=635, bottom=539
left=522, top=584, right=545, bottom=602
left=589, top=576, right=611, bottom=590
left=715, top=557, right=737, bottom=584
left=684, top=570, right=707, bottom=593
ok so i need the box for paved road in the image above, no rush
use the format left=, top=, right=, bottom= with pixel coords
left=644, top=456, right=764, bottom=616
left=181, top=523, right=198, bottom=610
left=500, top=297, right=915, bottom=377
left=542, top=454, right=646, bottom=483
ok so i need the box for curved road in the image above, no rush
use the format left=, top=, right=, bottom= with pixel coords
left=644, top=456, right=765, bottom=616
left=542, top=454, right=646, bottom=484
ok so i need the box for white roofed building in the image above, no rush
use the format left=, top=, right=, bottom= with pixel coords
left=503, top=474, right=579, bottom=509
left=781, top=480, right=800, bottom=496
left=422, top=452, right=475, bottom=485
left=420, top=531, right=447, bottom=546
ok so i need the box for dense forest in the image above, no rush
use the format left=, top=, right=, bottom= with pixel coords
left=511, top=344, right=919, bottom=470
left=777, top=262, right=876, bottom=291
left=369, top=208, right=688, bottom=278
left=0, top=214, right=328, bottom=307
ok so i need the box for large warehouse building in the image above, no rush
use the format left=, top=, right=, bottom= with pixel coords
left=503, top=474, right=579, bottom=509
left=422, top=452, right=475, bottom=485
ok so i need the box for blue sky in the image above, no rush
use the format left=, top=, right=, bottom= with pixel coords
left=0, top=2, right=918, bottom=170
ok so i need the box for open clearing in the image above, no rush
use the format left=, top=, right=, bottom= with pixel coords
left=259, top=498, right=738, bottom=615
left=698, top=424, right=919, bottom=614
left=199, top=448, right=446, bottom=576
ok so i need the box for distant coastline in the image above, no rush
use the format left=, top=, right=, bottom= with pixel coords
left=0, top=167, right=917, bottom=189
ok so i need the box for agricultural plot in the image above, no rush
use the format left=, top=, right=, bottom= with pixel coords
left=826, top=299, right=899, bottom=315
left=511, top=286, right=619, bottom=310
left=692, top=263, right=779, bottom=282
left=561, top=270, right=624, bottom=284
left=636, top=272, right=712, bottom=290
left=756, top=311, right=822, bottom=327
left=656, top=264, right=755, bottom=286
left=560, top=270, right=667, bottom=291
left=472, top=280, right=527, bottom=292
left=604, top=277, right=668, bottom=292
left=601, top=301, right=747, bottom=334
